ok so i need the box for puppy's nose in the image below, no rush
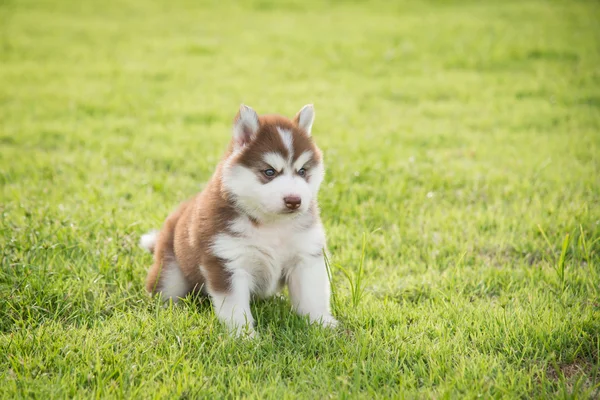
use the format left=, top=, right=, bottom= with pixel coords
left=284, top=195, right=302, bottom=210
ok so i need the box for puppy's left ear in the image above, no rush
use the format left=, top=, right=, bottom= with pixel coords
left=233, top=104, right=260, bottom=149
left=293, top=104, right=315, bottom=136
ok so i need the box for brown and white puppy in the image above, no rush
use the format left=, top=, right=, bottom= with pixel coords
left=141, top=104, right=337, bottom=337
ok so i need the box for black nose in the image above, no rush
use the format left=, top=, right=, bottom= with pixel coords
left=284, top=196, right=301, bottom=210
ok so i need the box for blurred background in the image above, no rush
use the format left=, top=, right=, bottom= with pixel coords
left=2, top=0, right=598, bottom=271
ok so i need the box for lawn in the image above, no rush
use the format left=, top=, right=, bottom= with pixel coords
left=1, top=0, right=599, bottom=397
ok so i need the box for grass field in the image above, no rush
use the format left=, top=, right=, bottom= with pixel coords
left=1, top=0, right=600, bottom=397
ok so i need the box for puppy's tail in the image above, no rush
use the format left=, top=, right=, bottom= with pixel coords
left=140, top=230, right=159, bottom=254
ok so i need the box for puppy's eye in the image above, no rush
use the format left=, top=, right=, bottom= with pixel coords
left=298, top=168, right=307, bottom=177
left=263, top=169, right=276, bottom=177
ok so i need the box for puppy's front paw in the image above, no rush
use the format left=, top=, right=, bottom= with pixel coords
left=233, top=325, right=257, bottom=339
left=241, top=328, right=258, bottom=339
left=225, top=321, right=257, bottom=339
left=315, top=315, right=338, bottom=328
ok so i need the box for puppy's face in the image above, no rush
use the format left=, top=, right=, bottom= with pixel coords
left=222, top=105, right=324, bottom=221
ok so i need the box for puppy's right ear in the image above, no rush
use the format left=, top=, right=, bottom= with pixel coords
left=232, top=104, right=259, bottom=150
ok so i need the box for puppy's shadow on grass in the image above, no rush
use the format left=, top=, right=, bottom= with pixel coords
left=251, top=295, right=343, bottom=342
left=177, top=290, right=214, bottom=312
left=178, top=291, right=313, bottom=331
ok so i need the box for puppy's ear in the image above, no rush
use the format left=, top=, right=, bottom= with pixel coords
left=233, top=104, right=259, bottom=149
left=293, top=104, right=315, bottom=136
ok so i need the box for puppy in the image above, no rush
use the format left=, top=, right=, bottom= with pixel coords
left=141, top=104, right=337, bottom=336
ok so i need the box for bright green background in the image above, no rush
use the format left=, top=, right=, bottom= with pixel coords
left=1, top=0, right=599, bottom=398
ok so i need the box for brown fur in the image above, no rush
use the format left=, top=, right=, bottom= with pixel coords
left=145, top=110, right=320, bottom=298
left=145, top=165, right=236, bottom=295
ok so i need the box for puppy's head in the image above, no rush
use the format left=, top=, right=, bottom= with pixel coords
left=222, top=104, right=324, bottom=222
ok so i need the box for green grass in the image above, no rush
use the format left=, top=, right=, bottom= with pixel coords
left=1, top=0, right=599, bottom=397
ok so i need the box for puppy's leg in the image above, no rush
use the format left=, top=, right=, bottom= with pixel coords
left=209, top=271, right=256, bottom=337
left=145, top=199, right=193, bottom=301
left=288, top=255, right=338, bottom=328
left=157, top=260, right=194, bottom=303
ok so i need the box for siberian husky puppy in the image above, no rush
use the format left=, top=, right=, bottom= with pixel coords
left=141, top=104, right=337, bottom=336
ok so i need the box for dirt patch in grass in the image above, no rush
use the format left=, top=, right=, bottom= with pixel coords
left=546, top=358, right=599, bottom=397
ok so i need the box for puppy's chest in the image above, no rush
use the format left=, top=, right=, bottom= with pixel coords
left=212, top=217, right=323, bottom=295
left=237, top=224, right=305, bottom=273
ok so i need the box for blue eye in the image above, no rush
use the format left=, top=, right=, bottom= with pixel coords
left=264, top=169, right=276, bottom=177
left=298, top=168, right=306, bottom=177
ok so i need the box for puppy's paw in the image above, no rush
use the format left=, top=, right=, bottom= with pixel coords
left=231, top=324, right=257, bottom=339
left=243, top=327, right=258, bottom=339
left=315, top=315, right=339, bottom=329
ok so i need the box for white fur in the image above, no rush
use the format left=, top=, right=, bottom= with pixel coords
left=293, top=150, right=313, bottom=171
left=277, top=127, right=294, bottom=154
left=262, top=152, right=287, bottom=172
left=159, top=262, right=192, bottom=303
left=306, top=160, right=325, bottom=196
left=140, top=230, right=158, bottom=253
left=212, top=214, right=325, bottom=296
left=210, top=271, right=256, bottom=337
left=296, top=104, right=315, bottom=135
left=288, top=254, right=338, bottom=327
left=210, top=215, right=336, bottom=333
